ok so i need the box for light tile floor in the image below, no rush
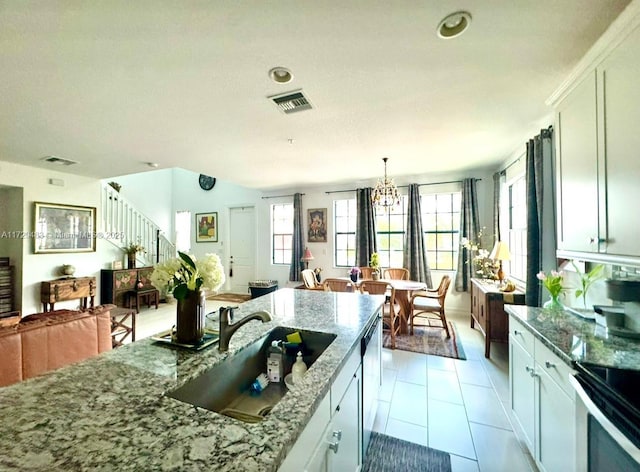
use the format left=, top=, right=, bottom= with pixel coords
left=129, top=301, right=537, bottom=471
left=374, top=310, right=538, bottom=472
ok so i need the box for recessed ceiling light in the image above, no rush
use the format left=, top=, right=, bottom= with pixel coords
left=437, top=11, right=471, bottom=39
left=269, top=67, right=293, bottom=84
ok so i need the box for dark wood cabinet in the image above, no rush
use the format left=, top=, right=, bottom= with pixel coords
left=41, top=276, right=96, bottom=312
left=470, top=278, right=525, bottom=358
left=101, top=267, right=155, bottom=308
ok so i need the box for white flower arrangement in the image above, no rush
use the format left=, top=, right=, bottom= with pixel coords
left=150, top=252, right=225, bottom=300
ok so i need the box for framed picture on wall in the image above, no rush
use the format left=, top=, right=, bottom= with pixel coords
left=33, top=202, right=97, bottom=253
left=307, top=208, right=327, bottom=243
left=196, top=212, right=218, bottom=242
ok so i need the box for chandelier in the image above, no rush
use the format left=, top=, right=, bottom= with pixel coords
left=371, top=157, right=400, bottom=210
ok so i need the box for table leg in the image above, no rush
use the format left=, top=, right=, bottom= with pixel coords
left=395, top=290, right=412, bottom=334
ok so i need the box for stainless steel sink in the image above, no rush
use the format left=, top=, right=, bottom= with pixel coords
left=166, top=326, right=337, bottom=422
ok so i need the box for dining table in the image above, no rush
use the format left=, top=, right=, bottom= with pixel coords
left=339, top=277, right=428, bottom=334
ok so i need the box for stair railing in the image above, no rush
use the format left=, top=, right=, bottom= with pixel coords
left=101, top=183, right=176, bottom=266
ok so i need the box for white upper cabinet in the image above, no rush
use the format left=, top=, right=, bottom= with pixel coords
left=600, top=25, right=640, bottom=257
left=556, top=71, right=600, bottom=253
left=551, top=3, right=640, bottom=263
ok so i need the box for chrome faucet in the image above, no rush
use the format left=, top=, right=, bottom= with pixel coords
left=218, top=306, right=272, bottom=352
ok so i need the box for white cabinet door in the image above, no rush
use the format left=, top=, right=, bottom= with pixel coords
left=600, top=25, right=640, bottom=257
left=510, top=337, right=536, bottom=454
left=328, top=367, right=361, bottom=472
left=556, top=71, right=600, bottom=253
left=537, top=365, right=576, bottom=472
left=279, top=394, right=330, bottom=472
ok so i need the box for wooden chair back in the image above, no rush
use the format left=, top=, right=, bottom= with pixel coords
left=301, top=269, right=322, bottom=290
left=359, top=267, right=375, bottom=280
left=383, top=268, right=410, bottom=280
left=323, top=278, right=353, bottom=292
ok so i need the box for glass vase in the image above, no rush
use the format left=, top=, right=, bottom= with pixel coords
left=543, top=294, right=564, bottom=311
left=175, top=289, right=206, bottom=344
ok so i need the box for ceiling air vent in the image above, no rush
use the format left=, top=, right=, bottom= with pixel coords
left=269, top=90, right=313, bottom=114
left=41, top=155, right=79, bottom=166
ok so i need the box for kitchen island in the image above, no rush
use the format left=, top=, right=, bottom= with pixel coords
left=0, top=288, right=384, bottom=471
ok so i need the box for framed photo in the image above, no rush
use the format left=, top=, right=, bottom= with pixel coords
left=34, top=202, right=96, bottom=253
left=196, top=212, right=218, bottom=243
left=307, top=208, right=327, bottom=243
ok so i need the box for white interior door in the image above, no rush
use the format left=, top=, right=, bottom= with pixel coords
left=229, top=206, right=256, bottom=294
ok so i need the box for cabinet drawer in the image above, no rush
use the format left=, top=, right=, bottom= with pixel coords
left=535, top=338, right=574, bottom=398
left=509, top=316, right=534, bottom=355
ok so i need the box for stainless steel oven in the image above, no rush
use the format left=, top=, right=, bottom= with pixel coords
left=572, top=362, right=640, bottom=471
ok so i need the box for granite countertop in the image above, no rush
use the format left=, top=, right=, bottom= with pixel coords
left=0, top=288, right=384, bottom=471
left=506, top=305, right=640, bottom=370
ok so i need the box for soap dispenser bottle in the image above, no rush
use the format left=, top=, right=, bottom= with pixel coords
left=291, top=351, right=308, bottom=384
left=267, top=341, right=283, bottom=383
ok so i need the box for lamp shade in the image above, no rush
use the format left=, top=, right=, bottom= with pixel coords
left=301, top=247, right=314, bottom=262
left=489, top=241, right=511, bottom=261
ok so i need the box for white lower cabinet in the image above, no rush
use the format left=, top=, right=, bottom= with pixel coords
left=509, top=317, right=576, bottom=472
left=279, top=347, right=363, bottom=472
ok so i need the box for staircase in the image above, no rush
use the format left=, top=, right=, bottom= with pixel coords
left=101, top=184, right=176, bottom=266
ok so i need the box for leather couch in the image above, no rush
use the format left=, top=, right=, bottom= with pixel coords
left=0, top=304, right=114, bottom=388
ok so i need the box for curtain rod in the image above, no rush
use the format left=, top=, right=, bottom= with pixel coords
left=501, top=124, right=554, bottom=174
left=325, top=178, right=481, bottom=195
left=261, top=193, right=305, bottom=200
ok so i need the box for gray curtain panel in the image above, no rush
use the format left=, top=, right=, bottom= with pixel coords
left=525, top=127, right=556, bottom=306
left=356, top=188, right=377, bottom=267
left=403, top=184, right=432, bottom=286
left=455, top=178, right=480, bottom=292
left=289, top=193, right=304, bottom=281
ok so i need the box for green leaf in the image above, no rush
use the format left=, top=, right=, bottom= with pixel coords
left=173, top=283, right=189, bottom=300
left=576, top=289, right=584, bottom=298
left=178, top=252, right=197, bottom=270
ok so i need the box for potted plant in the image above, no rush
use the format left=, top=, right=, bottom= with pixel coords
left=123, top=241, right=145, bottom=269
left=572, top=261, right=605, bottom=310
left=150, top=252, right=225, bottom=344
left=537, top=270, right=566, bottom=311
left=369, top=253, right=380, bottom=280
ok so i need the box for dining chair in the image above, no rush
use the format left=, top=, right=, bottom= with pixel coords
left=383, top=268, right=410, bottom=280
left=323, top=278, right=353, bottom=292
left=360, top=280, right=400, bottom=348
left=301, top=269, right=325, bottom=290
left=359, top=267, right=375, bottom=280
left=409, top=275, right=451, bottom=337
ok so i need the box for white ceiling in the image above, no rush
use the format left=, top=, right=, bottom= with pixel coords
left=0, top=1, right=632, bottom=190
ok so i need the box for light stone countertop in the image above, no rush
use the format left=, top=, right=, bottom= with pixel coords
left=0, top=288, right=384, bottom=471
left=506, top=305, right=640, bottom=369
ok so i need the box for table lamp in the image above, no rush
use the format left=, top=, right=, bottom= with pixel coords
left=301, top=247, right=314, bottom=269
left=489, top=241, right=511, bottom=283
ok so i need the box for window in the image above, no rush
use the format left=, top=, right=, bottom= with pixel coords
left=272, top=203, right=293, bottom=265
left=334, top=199, right=356, bottom=267
left=375, top=198, right=407, bottom=268
left=175, top=210, right=191, bottom=252
left=422, top=193, right=461, bottom=270
left=507, top=176, right=527, bottom=281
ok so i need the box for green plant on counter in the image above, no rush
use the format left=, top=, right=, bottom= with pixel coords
left=572, top=261, right=605, bottom=309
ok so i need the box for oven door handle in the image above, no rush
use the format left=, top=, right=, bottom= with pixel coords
left=570, top=375, right=640, bottom=463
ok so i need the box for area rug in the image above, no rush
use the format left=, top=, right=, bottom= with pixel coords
left=206, top=292, right=251, bottom=303
left=362, top=432, right=452, bottom=472
left=383, top=321, right=466, bottom=360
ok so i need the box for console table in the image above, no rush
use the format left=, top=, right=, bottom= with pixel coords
left=41, top=276, right=96, bottom=312
left=101, top=267, right=155, bottom=308
left=470, top=278, right=525, bottom=358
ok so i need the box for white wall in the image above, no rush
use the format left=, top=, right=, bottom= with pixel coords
left=108, top=168, right=174, bottom=236
left=0, top=161, right=123, bottom=315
